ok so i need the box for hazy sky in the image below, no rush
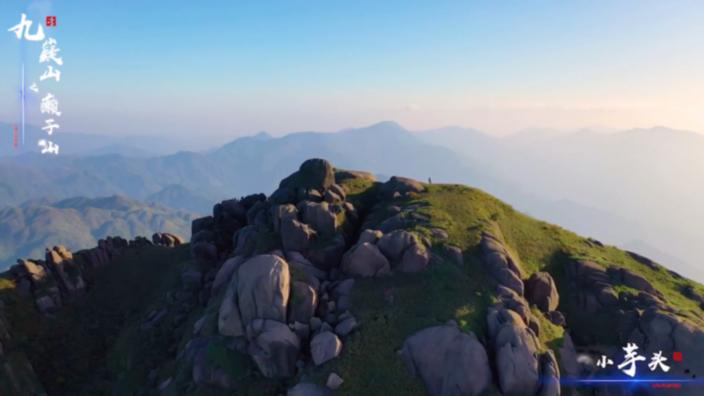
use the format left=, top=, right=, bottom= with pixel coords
left=1, top=0, right=703, bottom=140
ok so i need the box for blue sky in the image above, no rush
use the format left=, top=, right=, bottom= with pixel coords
left=1, top=0, right=703, bottom=141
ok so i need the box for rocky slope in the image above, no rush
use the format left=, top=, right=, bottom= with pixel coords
left=0, top=158, right=703, bottom=396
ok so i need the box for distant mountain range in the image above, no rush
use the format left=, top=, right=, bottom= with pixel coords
left=0, top=122, right=214, bottom=157
left=0, top=121, right=702, bottom=281
left=0, top=195, right=193, bottom=269
left=0, top=121, right=497, bottom=212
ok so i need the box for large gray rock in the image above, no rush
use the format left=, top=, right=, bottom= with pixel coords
left=488, top=307, right=541, bottom=396
left=300, top=201, right=337, bottom=235
left=334, top=314, right=359, bottom=337
left=341, top=242, right=391, bottom=277
left=377, top=230, right=415, bottom=262
left=307, top=233, right=346, bottom=270
left=323, top=189, right=342, bottom=204
left=398, top=242, right=430, bottom=273
left=218, top=255, right=290, bottom=337
left=272, top=204, right=298, bottom=233
left=329, top=183, right=347, bottom=201
left=281, top=217, right=317, bottom=252
left=358, top=229, right=383, bottom=245
left=246, top=319, right=301, bottom=378
left=525, top=272, right=559, bottom=312
left=400, top=323, right=491, bottom=396
left=494, top=324, right=540, bottom=396
left=479, top=232, right=525, bottom=295
left=46, top=246, right=86, bottom=294
left=280, top=158, right=335, bottom=192
left=537, top=351, right=560, bottom=396
left=326, top=372, right=344, bottom=390
left=609, top=267, right=660, bottom=296
left=237, top=255, right=290, bottom=326
left=381, top=176, right=426, bottom=197
left=629, top=309, right=704, bottom=396
left=289, top=281, right=318, bottom=324
left=378, top=213, right=410, bottom=233
left=218, top=272, right=246, bottom=337
left=310, top=331, right=342, bottom=366
left=286, top=251, right=326, bottom=283
left=558, top=332, right=579, bottom=377
left=191, top=216, right=215, bottom=235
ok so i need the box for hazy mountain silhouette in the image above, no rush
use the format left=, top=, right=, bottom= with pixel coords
left=0, top=121, right=701, bottom=281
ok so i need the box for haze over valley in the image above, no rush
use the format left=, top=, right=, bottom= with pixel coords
left=1, top=121, right=702, bottom=283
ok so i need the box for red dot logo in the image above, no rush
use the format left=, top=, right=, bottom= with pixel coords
left=672, top=351, right=683, bottom=362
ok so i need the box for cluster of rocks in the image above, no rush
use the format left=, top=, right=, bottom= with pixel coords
left=487, top=285, right=560, bottom=396
left=562, top=257, right=704, bottom=395
left=177, top=160, right=371, bottom=391
left=479, top=231, right=561, bottom=396
left=626, top=308, right=704, bottom=396
left=563, top=259, right=674, bottom=344
left=152, top=232, right=184, bottom=247
left=178, top=159, right=470, bottom=393
left=341, top=228, right=430, bottom=277
left=8, top=237, right=132, bottom=313
left=480, top=231, right=565, bottom=325
left=180, top=257, right=357, bottom=390
left=380, top=176, right=426, bottom=198
left=211, top=253, right=358, bottom=379
left=5, top=233, right=186, bottom=315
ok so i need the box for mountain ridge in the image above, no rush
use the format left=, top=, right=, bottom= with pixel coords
left=0, top=158, right=702, bottom=395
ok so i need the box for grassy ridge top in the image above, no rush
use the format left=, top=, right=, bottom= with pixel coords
left=315, top=180, right=703, bottom=394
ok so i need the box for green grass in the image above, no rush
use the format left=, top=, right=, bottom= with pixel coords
left=413, top=184, right=704, bottom=326
left=531, top=306, right=565, bottom=352
left=309, top=181, right=704, bottom=394
left=309, top=261, right=497, bottom=395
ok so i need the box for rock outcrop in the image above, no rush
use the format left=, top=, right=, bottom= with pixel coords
left=246, top=319, right=301, bottom=378
left=381, top=176, right=426, bottom=197
left=310, top=331, right=343, bottom=366
left=486, top=280, right=560, bottom=396
left=152, top=232, right=184, bottom=247
left=218, top=254, right=290, bottom=337
left=8, top=236, right=139, bottom=313
left=525, top=271, right=559, bottom=312
left=341, top=242, right=391, bottom=277
left=479, top=231, right=525, bottom=295
left=400, top=322, right=491, bottom=396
